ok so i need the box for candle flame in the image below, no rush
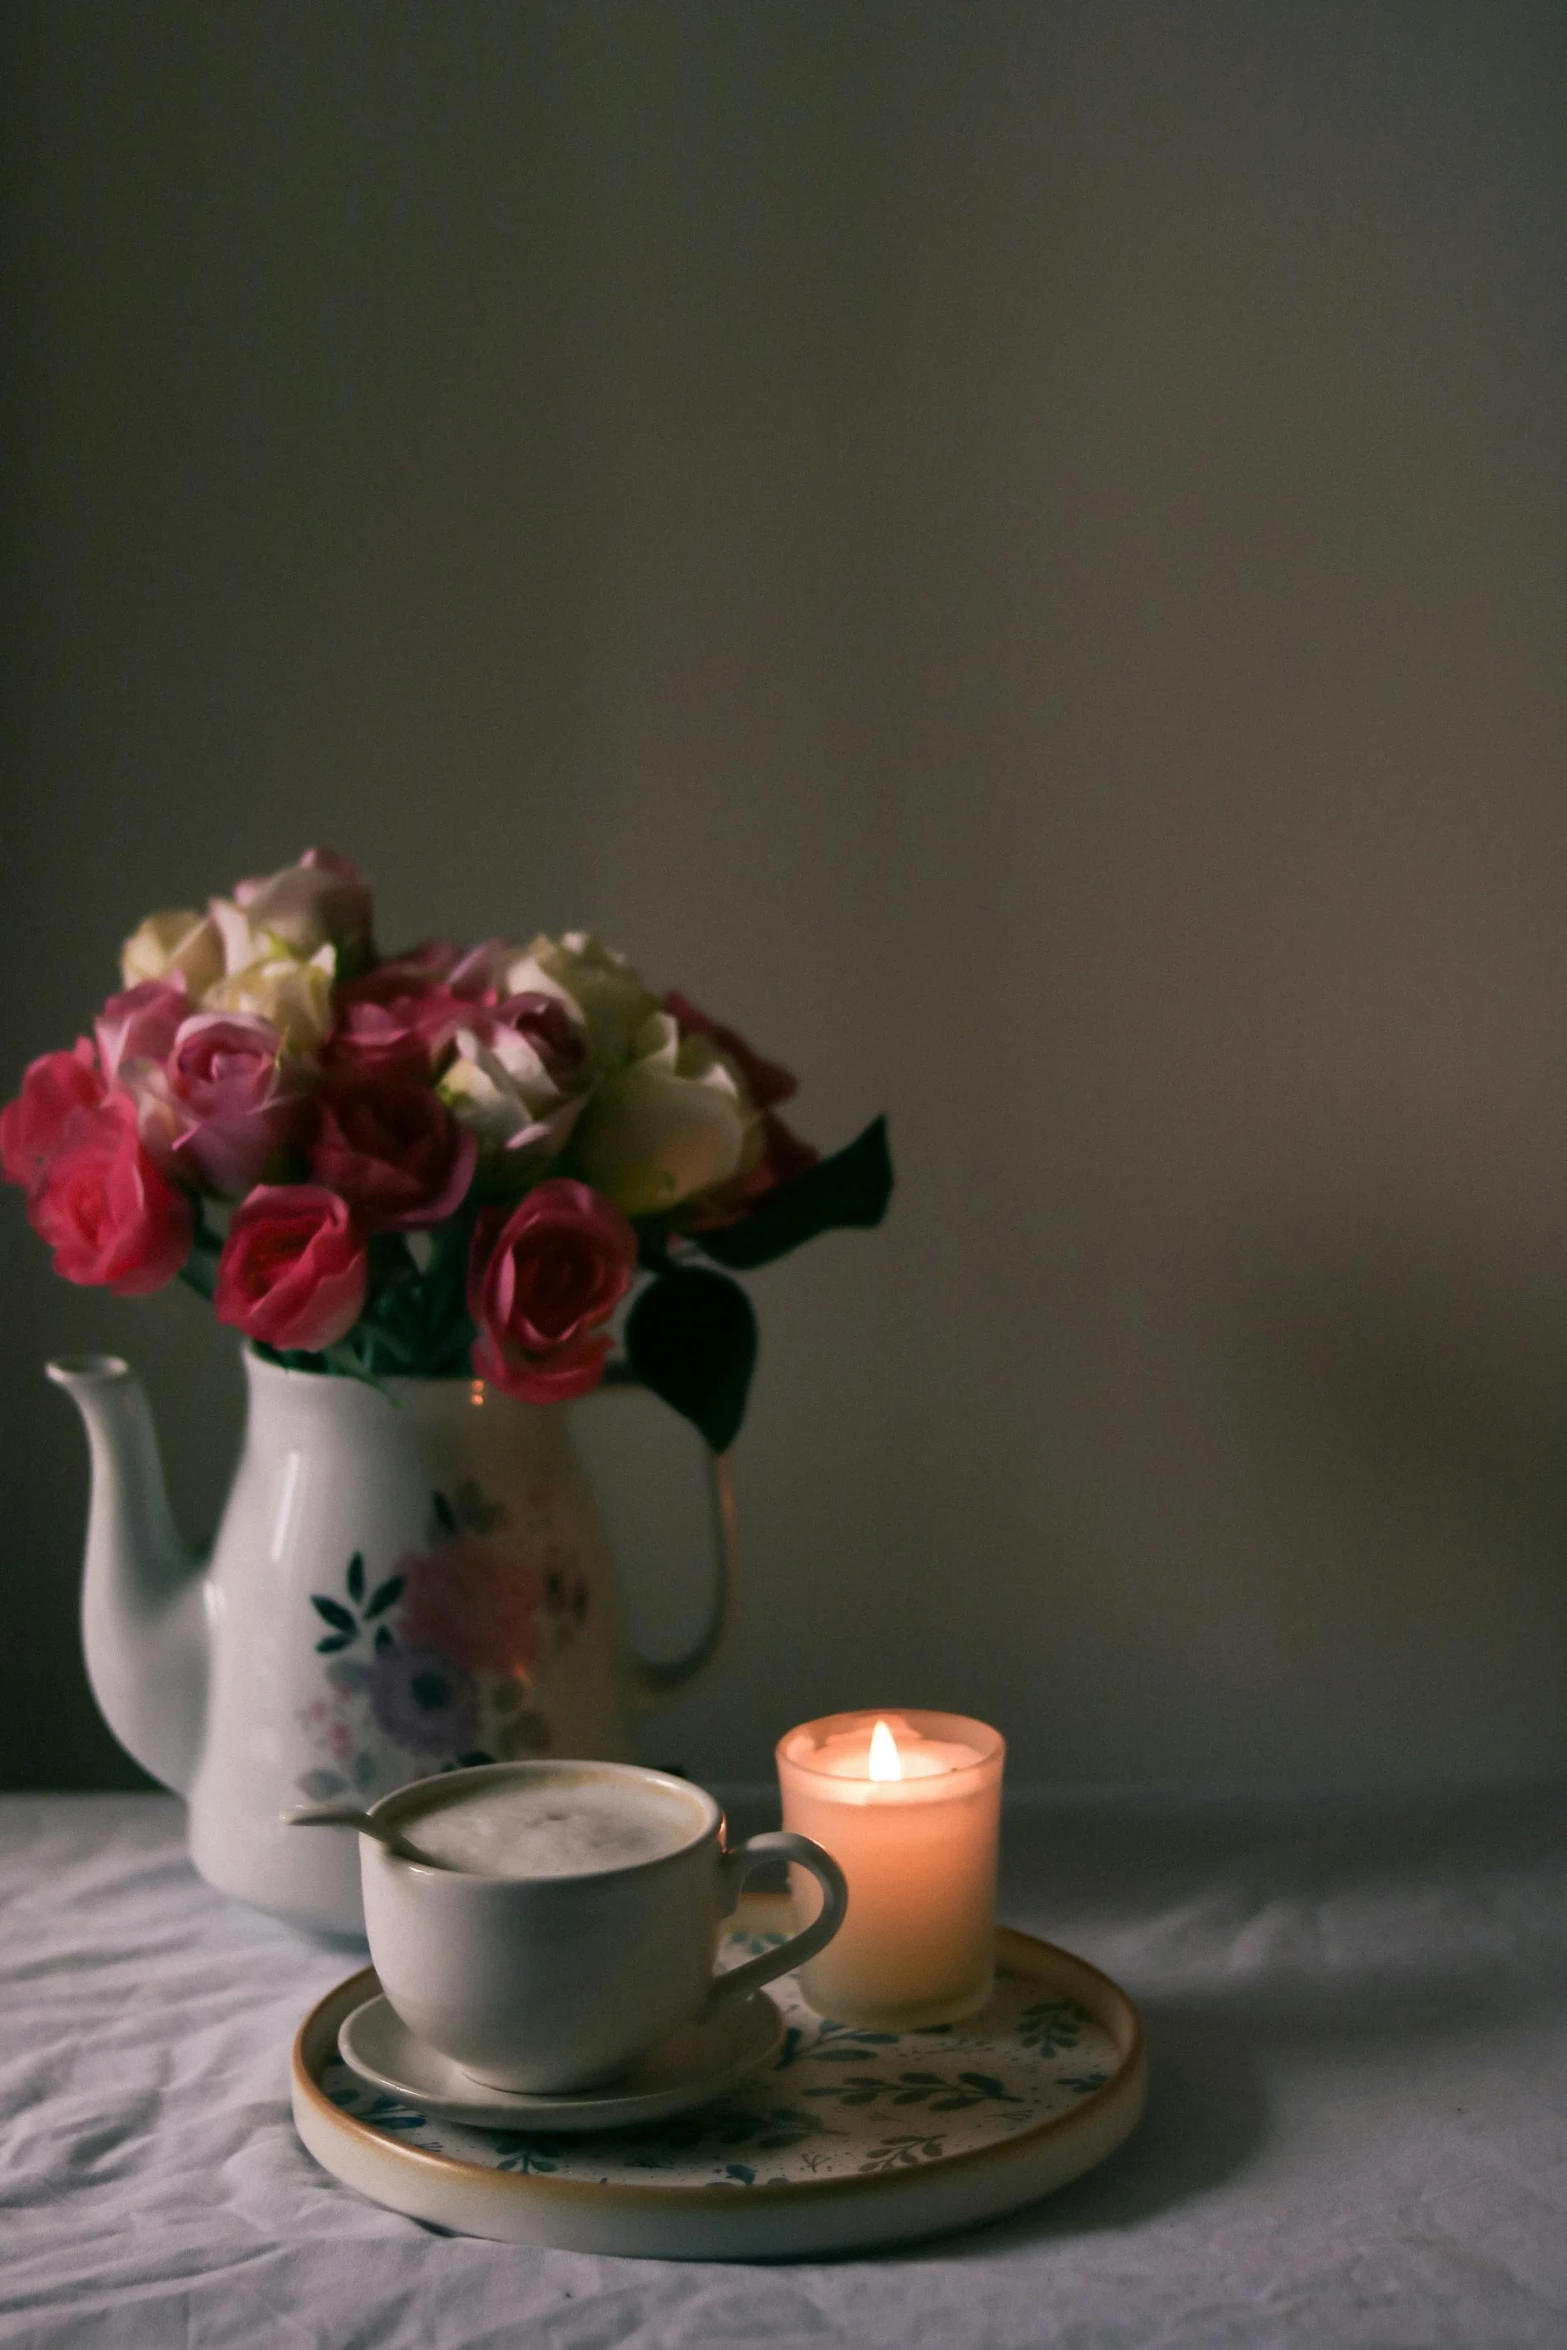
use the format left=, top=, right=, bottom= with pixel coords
left=868, top=1718, right=903, bottom=1782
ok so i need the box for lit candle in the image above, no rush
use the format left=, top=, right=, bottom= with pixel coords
left=776, top=1709, right=1005, bottom=2028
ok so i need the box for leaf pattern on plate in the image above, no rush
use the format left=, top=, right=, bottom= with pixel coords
left=321, top=1933, right=1118, bottom=2191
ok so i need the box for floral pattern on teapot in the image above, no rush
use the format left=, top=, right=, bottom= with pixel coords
left=292, top=1477, right=591, bottom=1803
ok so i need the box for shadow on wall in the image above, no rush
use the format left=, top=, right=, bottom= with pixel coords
left=1244, top=1230, right=1567, bottom=1561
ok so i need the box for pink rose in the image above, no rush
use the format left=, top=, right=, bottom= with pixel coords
left=215, top=1185, right=367, bottom=1350
left=436, top=948, right=586, bottom=1081
left=311, top=1081, right=476, bottom=1228
left=165, top=1013, right=309, bottom=1194
left=471, top=991, right=586, bottom=1080
left=0, top=1041, right=105, bottom=1191
left=467, top=1178, right=636, bottom=1402
left=26, top=1092, right=191, bottom=1293
left=447, top=938, right=517, bottom=1000
left=94, top=980, right=187, bottom=1081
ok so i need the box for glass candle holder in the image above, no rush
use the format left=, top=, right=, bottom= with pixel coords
left=776, top=1709, right=1005, bottom=2028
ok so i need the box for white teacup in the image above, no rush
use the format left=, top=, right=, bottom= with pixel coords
left=357, top=1760, right=849, bottom=2093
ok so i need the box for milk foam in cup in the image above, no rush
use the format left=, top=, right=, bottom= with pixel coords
left=357, top=1760, right=850, bottom=2094
left=402, top=1772, right=698, bottom=1879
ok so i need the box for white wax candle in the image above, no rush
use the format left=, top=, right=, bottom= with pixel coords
left=776, top=1710, right=1005, bottom=2028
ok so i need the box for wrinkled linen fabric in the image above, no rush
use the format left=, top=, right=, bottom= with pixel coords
left=3, top=1787, right=1567, bottom=2349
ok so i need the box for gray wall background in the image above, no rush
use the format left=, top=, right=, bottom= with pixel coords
left=3, top=2, right=1565, bottom=1793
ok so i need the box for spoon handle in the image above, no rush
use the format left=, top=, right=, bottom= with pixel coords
left=282, top=1805, right=434, bottom=1865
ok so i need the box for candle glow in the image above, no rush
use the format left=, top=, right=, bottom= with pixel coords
left=777, top=1709, right=1005, bottom=2029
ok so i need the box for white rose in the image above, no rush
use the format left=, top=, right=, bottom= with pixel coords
left=211, top=848, right=372, bottom=973
left=505, top=932, right=658, bottom=1070
left=205, top=944, right=336, bottom=1056
left=120, top=909, right=224, bottom=994
left=574, top=1012, right=755, bottom=1216
left=440, top=1024, right=585, bottom=1165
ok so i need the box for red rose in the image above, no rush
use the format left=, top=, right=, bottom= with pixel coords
left=215, top=1185, right=367, bottom=1350
left=0, top=1041, right=105, bottom=1191
left=467, top=1178, right=636, bottom=1402
left=345, top=940, right=460, bottom=997
left=26, top=1092, right=191, bottom=1294
left=311, top=1081, right=476, bottom=1228
left=328, top=946, right=467, bottom=1083
left=324, top=990, right=468, bottom=1084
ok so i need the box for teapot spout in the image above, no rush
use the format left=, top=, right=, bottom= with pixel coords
left=47, top=1355, right=208, bottom=1796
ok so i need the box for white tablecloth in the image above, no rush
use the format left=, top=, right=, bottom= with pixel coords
left=4, top=1786, right=1567, bottom=2347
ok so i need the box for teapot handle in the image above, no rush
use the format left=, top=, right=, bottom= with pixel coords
left=601, top=1361, right=740, bottom=1714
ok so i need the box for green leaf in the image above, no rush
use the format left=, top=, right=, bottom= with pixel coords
left=692, top=1115, right=893, bottom=1271
left=625, top=1268, right=758, bottom=1453
left=432, top=1491, right=457, bottom=1535
left=178, top=1258, right=216, bottom=1303
left=177, top=1203, right=223, bottom=1302
left=311, top=1595, right=356, bottom=1634
left=346, top=1552, right=365, bottom=1605
left=364, top=1574, right=404, bottom=1620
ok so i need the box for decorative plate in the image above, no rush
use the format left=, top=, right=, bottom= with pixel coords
left=291, top=1893, right=1146, bottom=2261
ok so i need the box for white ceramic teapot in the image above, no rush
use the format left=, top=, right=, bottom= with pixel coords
left=48, top=1346, right=736, bottom=1935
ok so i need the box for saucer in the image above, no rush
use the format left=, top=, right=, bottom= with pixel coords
left=337, top=1985, right=786, bottom=2132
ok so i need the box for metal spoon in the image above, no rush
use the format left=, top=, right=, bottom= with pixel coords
left=282, top=1804, right=447, bottom=1867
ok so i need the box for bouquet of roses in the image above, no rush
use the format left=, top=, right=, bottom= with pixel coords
left=0, top=851, right=891, bottom=1449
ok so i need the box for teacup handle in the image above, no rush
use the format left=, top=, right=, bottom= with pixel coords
left=707, top=1831, right=848, bottom=2010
